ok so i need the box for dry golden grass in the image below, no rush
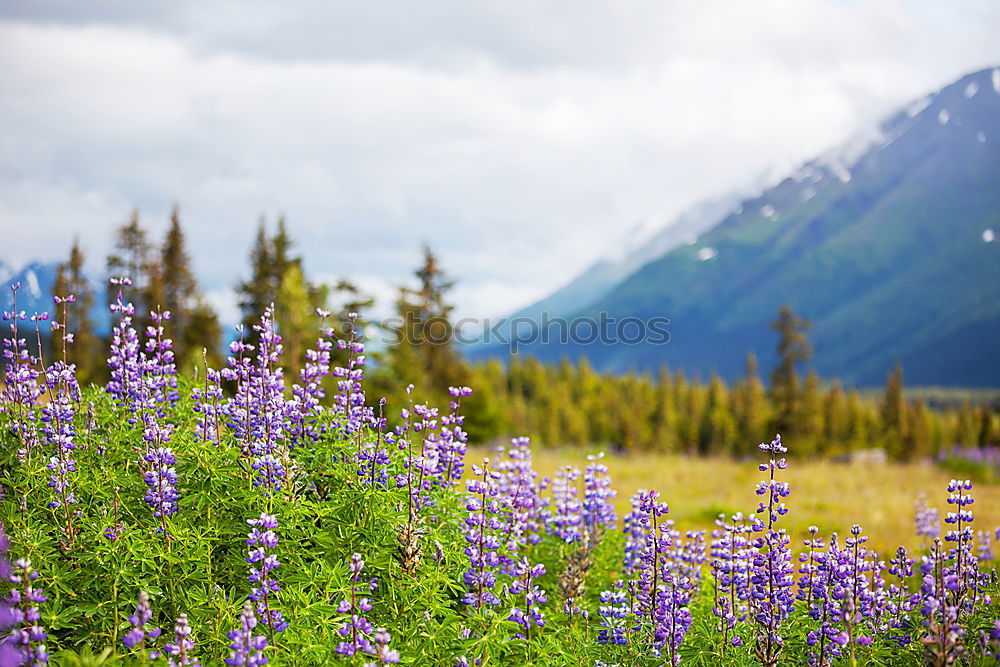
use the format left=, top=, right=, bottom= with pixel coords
left=474, top=447, right=1000, bottom=556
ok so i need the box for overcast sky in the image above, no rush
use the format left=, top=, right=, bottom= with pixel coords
left=1, top=1, right=998, bottom=322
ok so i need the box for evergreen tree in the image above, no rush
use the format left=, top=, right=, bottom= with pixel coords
left=275, top=263, right=316, bottom=378
left=237, top=220, right=275, bottom=341
left=768, top=306, right=811, bottom=436
left=796, top=369, right=824, bottom=456
left=53, top=238, right=102, bottom=384
left=106, top=210, right=152, bottom=309
left=733, top=353, right=769, bottom=457
left=160, top=205, right=199, bottom=362
left=386, top=245, right=468, bottom=393
left=881, top=363, right=906, bottom=458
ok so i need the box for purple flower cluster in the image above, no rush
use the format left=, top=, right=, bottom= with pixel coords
left=107, top=278, right=143, bottom=416
left=226, top=601, right=269, bottom=667
left=2, top=283, right=42, bottom=459
left=6, top=559, right=49, bottom=666
left=334, top=553, right=399, bottom=664
left=596, top=583, right=630, bottom=646
left=462, top=459, right=505, bottom=608
left=358, top=398, right=392, bottom=488
left=333, top=313, right=368, bottom=443
left=507, top=557, right=547, bottom=640
left=141, top=419, right=179, bottom=536
left=748, top=435, right=795, bottom=664
left=143, top=308, right=180, bottom=410
left=494, top=437, right=544, bottom=569
left=123, top=591, right=162, bottom=655
left=581, top=452, right=616, bottom=545
left=915, top=493, right=940, bottom=541
left=711, top=512, right=752, bottom=651
left=548, top=465, right=583, bottom=544
left=944, top=478, right=976, bottom=602
left=222, top=308, right=292, bottom=493
left=164, top=613, right=200, bottom=666
left=288, top=309, right=333, bottom=448
left=192, top=361, right=224, bottom=445
left=246, top=513, right=288, bottom=637
left=436, top=386, right=472, bottom=486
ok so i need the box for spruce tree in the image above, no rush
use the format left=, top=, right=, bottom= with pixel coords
left=160, top=205, right=198, bottom=362
left=54, top=238, right=102, bottom=384
left=881, top=363, right=906, bottom=458
left=768, top=305, right=811, bottom=436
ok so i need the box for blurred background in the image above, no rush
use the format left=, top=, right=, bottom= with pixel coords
left=2, top=0, right=999, bottom=463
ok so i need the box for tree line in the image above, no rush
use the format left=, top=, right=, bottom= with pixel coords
left=40, top=209, right=1000, bottom=460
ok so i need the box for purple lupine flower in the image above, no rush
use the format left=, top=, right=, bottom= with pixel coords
left=122, top=591, right=162, bottom=654
left=944, top=479, right=976, bottom=605
left=915, top=494, right=940, bottom=541
left=748, top=435, right=795, bottom=665
left=885, top=546, right=917, bottom=647
left=547, top=465, right=583, bottom=544
left=678, top=529, right=707, bottom=590
left=582, top=452, right=616, bottom=546
left=507, top=558, right=547, bottom=640
left=2, top=283, right=43, bottom=460
left=920, top=538, right=966, bottom=665
left=192, top=357, right=224, bottom=445
left=333, top=313, right=369, bottom=446
left=622, top=490, right=650, bottom=575
left=494, top=437, right=544, bottom=570
left=804, top=532, right=843, bottom=667
left=462, top=459, right=505, bottom=608
left=334, top=554, right=399, bottom=663
left=652, top=561, right=693, bottom=666
left=222, top=308, right=292, bottom=493
left=0, top=526, right=19, bottom=666
left=164, top=614, right=200, bottom=666
left=246, top=513, right=287, bottom=637
left=107, top=278, right=143, bottom=418
left=6, top=559, right=49, bottom=666
left=287, top=309, right=333, bottom=448
left=977, top=530, right=994, bottom=563
left=358, top=398, right=392, bottom=489
left=36, top=296, right=83, bottom=548
left=596, top=584, right=629, bottom=646
left=409, top=402, right=442, bottom=508
left=436, top=386, right=472, bottom=486
left=141, top=414, right=180, bottom=537
left=142, top=309, right=179, bottom=411
left=983, top=619, right=1000, bottom=663
left=710, top=514, right=741, bottom=652
left=226, top=600, right=269, bottom=666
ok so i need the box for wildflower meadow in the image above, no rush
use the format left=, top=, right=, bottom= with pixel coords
left=1, top=280, right=999, bottom=667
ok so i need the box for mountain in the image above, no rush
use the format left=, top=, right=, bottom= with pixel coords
left=505, top=191, right=746, bottom=323
left=0, top=260, right=110, bottom=334
left=479, top=67, right=1000, bottom=387
left=0, top=260, right=59, bottom=318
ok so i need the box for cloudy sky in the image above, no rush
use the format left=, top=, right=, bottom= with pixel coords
left=1, top=1, right=998, bottom=322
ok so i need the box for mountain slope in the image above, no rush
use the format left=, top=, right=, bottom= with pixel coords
left=492, top=67, right=1000, bottom=387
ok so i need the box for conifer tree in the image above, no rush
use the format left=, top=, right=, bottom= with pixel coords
left=160, top=205, right=198, bottom=361
left=53, top=238, right=102, bottom=384
left=768, top=305, right=811, bottom=436
left=237, top=220, right=275, bottom=341
left=386, top=245, right=469, bottom=393
left=881, top=363, right=906, bottom=458
left=733, top=353, right=769, bottom=456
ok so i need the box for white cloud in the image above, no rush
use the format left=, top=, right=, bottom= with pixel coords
left=0, top=1, right=998, bottom=321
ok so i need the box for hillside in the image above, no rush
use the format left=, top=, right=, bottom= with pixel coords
left=488, top=67, right=1000, bottom=387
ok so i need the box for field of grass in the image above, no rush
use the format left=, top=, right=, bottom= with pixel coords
left=515, top=448, right=1000, bottom=556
